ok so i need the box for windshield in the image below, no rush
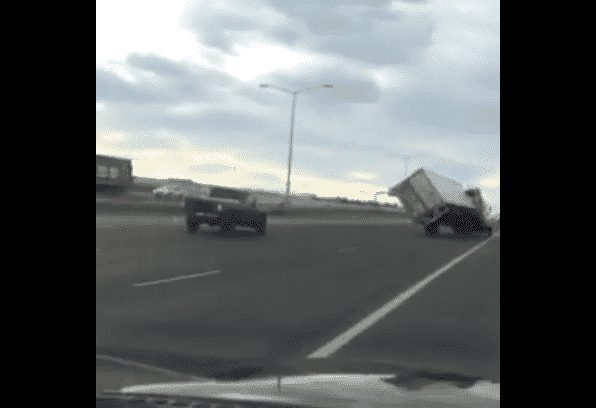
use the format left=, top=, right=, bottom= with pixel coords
left=97, top=0, right=500, bottom=405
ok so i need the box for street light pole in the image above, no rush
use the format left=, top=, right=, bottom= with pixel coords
left=402, top=155, right=415, bottom=177
left=260, top=83, right=333, bottom=206
left=286, top=92, right=297, bottom=200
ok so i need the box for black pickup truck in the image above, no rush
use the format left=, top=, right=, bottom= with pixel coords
left=183, top=187, right=267, bottom=235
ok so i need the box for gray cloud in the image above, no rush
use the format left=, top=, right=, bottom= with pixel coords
left=266, top=0, right=392, bottom=8
left=126, top=53, right=191, bottom=77
left=96, top=68, right=156, bottom=104
left=97, top=99, right=289, bottom=163
left=182, top=0, right=434, bottom=65
left=272, top=3, right=385, bottom=35
left=265, top=1, right=433, bottom=64
left=96, top=67, right=203, bottom=104
left=97, top=54, right=238, bottom=105
left=181, top=2, right=262, bottom=52
left=180, top=112, right=267, bottom=134
left=97, top=0, right=499, bottom=206
left=189, top=164, right=234, bottom=174
left=97, top=51, right=497, bottom=184
left=392, top=91, right=499, bottom=135
left=309, top=21, right=433, bottom=64
left=98, top=103, right=269, bottom=138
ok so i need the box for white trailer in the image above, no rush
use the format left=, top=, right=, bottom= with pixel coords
left=388, top=168, right=492, bottom=236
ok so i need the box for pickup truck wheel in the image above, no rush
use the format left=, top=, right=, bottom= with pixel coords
left=186, top=216, right=199, bottom=233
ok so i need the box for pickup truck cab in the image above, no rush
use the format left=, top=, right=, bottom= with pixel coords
left=184, top=187, right=267, bottom=235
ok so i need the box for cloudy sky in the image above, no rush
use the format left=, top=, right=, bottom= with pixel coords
left=96, top=0, right=499, bottom=210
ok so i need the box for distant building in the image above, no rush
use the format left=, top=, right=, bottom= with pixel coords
left=96, top=154, right=133, bottom=191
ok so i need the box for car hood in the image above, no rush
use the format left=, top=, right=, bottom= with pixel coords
left=112, top=373, right=499, bottom=408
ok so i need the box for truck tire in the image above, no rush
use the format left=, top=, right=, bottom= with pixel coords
left=186, top=216, right=199, bottom=233
left=424, top=223, right=439, bottom=236
left=221, top=218, right=234, bottom=233
left=255, top=218, right=267, bottom=236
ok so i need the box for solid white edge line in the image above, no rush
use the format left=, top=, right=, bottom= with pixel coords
left=133, top=270, right=221, bottom=287
left=307, top=237, right=494, bottom=359
left=96, top=354, right=201, bottom=380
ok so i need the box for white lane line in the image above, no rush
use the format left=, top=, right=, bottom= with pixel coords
left=133, top=270, right=221, bottom=287
left=307, top=237, right=494, bottom=359
left=468, top=381, right=500, bottom=400
left=338, top=246, right=359, bottom=253
left=96, top=354, right=201, bottom=380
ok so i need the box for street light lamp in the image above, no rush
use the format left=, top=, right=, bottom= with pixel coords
left=388, top=150, right=427, bottom=178
left=260, top=83, right=334, bottom=205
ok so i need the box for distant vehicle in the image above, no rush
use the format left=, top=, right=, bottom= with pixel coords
left=154, top=182, right=209, bottom=199
left=96, top=154, right=133, bottom=192
left=153, top=184, right=187, bottom=199
left=184, top=187, right=267, bottom=235
left=389, top=168, right=492, bottom=236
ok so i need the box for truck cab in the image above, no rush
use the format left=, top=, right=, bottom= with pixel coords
left=465, top=188, right=492, bottom=222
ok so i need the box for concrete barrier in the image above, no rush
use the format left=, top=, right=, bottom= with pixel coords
left=96, top=199, right=183, bottom=215
left=96, top=197, right=408, bottom=218
left=267, top=206, right=407, bottom=218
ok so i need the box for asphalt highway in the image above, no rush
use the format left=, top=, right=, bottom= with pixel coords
left=96, top=213, right=499, bottom=394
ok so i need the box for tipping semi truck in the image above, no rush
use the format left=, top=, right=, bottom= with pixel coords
left=388, top=168, right=492, bottom=236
